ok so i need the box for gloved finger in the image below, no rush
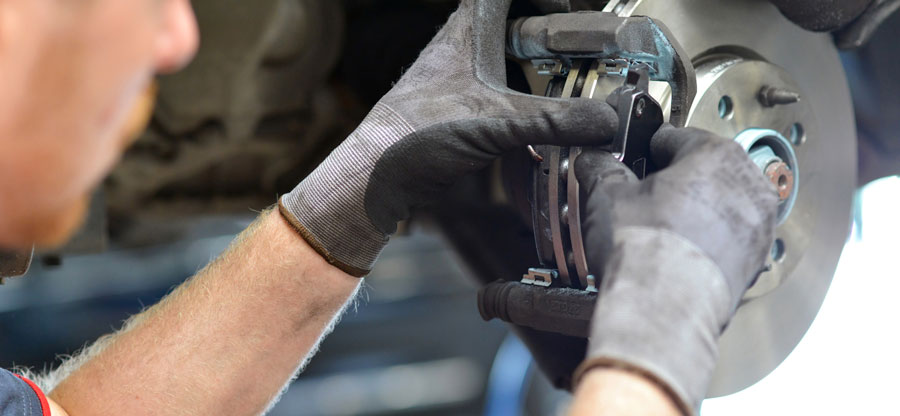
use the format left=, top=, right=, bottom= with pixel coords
left=574, top=149, right=638, bottom=195
left=531, top=0, right=571, bottom=13
left=498, top=96, right=620, bottom=149
left=768, top=0, right=871, bottom=32
left=573, top=150, right=632, bottom=275
left=466, top=0, right=518, bottom=86
left=416, top=0, right=517, bottom=88
left=649, top=124, right=726, bottom=169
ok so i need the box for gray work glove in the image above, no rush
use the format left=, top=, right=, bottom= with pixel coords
left=573, top=126, right=779, bottom=414
left=279, top=0, right=617, bottom=276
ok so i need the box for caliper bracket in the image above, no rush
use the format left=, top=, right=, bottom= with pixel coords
left=507, top=11, right=696, bottom=126
left=479, top=280, right=594, bottom=338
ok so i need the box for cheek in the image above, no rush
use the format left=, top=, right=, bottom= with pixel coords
left=26, top=192, right=90, bottom=249
left=0, top=3, right=164, bottom=249
left=84, top=15, right=158, bottom=136
left=0, top=5, right=161, bottom=211
left=0, top=189, right=90, bottom=249
left=118, top=82, right=159, bottom=150
left=58, top=7, right=160, bottom=188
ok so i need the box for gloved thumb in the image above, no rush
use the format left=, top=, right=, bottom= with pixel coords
left=574, top=149, right=636, bottom=276
left=575, top=148, right=638, bottom=194
left=650, top=124, right=724, bottom=168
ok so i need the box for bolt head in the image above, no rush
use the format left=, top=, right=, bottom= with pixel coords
left=765, top=161, right=794, bottom=201
left=635, top=97, right=646, bottom=118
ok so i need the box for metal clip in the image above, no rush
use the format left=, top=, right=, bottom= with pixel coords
left=521, top=268, right=557, bottom=287
left=531, top=59, right=569, bottom=76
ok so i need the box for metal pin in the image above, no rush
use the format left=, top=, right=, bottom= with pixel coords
left=527, top=145, right=544, bottom=162
left=635, top=97, right=647, bottom=118
left=758, top=86, right=801, bottom=107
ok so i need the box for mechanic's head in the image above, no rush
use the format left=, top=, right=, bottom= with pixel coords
left=0, top=0, right=198, bottom=249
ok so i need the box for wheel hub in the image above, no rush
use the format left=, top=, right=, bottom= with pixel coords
left=608, top=0, right=857, bottom=396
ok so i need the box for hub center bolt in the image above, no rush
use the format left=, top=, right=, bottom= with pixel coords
left=737, top=129, right=800, bottom=224
left=748, top=145, right=795, bottom=201
left=765, top=161, right=794, bottom=201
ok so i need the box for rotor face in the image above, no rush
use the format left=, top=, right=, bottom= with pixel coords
left=609, top=0, right=857, bottom=397
left=687, top=57, right=810, bottom=299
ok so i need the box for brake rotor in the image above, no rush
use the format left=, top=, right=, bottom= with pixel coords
left=602, top=0, right=857, bottom=396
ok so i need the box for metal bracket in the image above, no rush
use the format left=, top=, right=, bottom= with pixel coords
left=834, top=0, right=900, bottom=49
left=522, top=268, right=557, bottom=287
left=531, top=59, right=570, bottom=76
left=507, top=11, right=696, bottom=126
left=607, top=64, right=664, bottom=179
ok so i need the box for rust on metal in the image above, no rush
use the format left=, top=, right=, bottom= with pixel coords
left=765, top=161, right=794, bottom=201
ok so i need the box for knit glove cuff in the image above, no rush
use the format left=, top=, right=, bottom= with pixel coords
left=279, top=103, right=413, bottom=277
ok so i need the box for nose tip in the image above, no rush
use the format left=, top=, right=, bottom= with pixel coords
left=155, top=0, right=199, bottom=74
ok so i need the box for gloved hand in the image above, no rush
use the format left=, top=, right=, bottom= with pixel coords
left=767, top=0, right=900, bottom=49
left=279, top=0, right=617, bottom=276
left=768, top=0, right=873, bottom=32
left=572, top=126, right=779, bottom=414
